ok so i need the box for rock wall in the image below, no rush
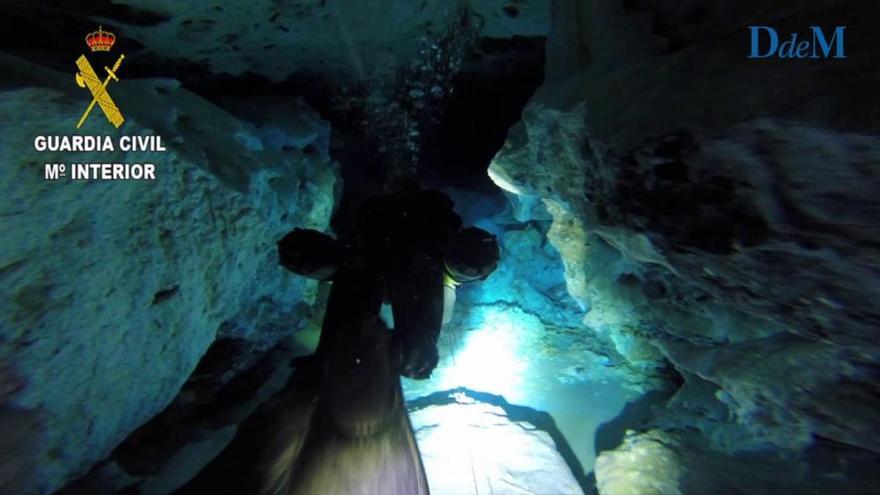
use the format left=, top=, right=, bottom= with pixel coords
left=2, top=0, right=550, bottom=84
left=490, top=1, right=880, bottom=492
left=402, top=187, right=666, bottom=475
left=111, top=0, right=550, bottom=81
left=0, top=59, right=337, bottom=494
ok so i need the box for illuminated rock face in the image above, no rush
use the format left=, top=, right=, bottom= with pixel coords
left=0, top=71, right=337, bottom=493
left=595, top=430, right=682, bottom=495
left=490, top=1, right=880, bottom=493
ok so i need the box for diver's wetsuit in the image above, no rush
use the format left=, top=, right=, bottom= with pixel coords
left=282, top=262, right=429, bottom=495
left=261, top=189, right=455, bottom=495
left=279, top=185, right=463, bottom=379
left=352, top=188, right=462, bottom=379
left=178, top=189, right=483, bottom=495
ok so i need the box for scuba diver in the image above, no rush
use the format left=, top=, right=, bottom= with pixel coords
left=173, top=180, right=498, bottom=495
left=173, top=180, right=499, bottom=495
left=278, top=178, right=499, bottom=379
left=261, top=179, right=499, bottom=494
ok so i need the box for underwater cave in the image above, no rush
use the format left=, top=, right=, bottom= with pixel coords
left=1, top=1, right=879, bottom=494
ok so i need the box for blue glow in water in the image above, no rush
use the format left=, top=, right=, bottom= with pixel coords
left=403, top=304, right=636, bottom=474
left=400, top=188, right=640, bottom=474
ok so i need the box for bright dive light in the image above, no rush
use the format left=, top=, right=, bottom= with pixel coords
left=487, top=163, right=522, bottom=195
left=436, top=308, right=529, bottom=403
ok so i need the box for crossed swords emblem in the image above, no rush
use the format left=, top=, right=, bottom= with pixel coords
left=75, top=53, right=125, bottom=128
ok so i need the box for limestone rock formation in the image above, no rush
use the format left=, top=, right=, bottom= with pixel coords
left=2, top=0, right=878, bottom=493
left=490, top=1, right=880, bottom=493
left=2, top=0, right=550, bottom=84
left=402, top=188, right=666, bottom=475
left=594, top=430, right=682, bottom=495
left=596, top=425, right=880, bottom=495
left=0, top=61, right=337, bottom=494
left=111, top=0, right=550, bottom=81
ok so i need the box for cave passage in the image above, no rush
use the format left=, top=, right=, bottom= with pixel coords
left=7, top=2, right=877, bottom=495
left=320, top=31, right=642, bottom=489
left=400, top=303, right=639, bottom=477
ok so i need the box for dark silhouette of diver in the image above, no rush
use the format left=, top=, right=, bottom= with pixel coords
left=279, top=179, right=499, bottom=380
left=175, top=180, right=499, bottom=495
left=173, top=181, right=498, bottom=495
left=260, top=179, right=499, bottom=494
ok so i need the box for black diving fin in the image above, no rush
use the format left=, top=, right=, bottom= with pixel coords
left=262, top=318, right=429, bottom=495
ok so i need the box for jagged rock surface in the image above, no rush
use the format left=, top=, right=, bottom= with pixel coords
left=403, top=188, right=667, bottom=475
left=55, top=339, right=307, bottom=495
left=2, top=0, right=549, bottom=83
left=490, top=0, right=880, bottom=493
left=0, top=62, right=337, bottom=494
left=113, top=0, right=550, bottom=81
left=595, top=426, right=880, bottom=495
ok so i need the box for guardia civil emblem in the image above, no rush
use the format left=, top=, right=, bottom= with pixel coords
left=74, top=26, right=125, bottom=129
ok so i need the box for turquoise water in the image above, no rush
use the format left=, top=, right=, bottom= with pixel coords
left=403, top=304, right=637, bottom=475
left=304, top=298, right=639, bottom=476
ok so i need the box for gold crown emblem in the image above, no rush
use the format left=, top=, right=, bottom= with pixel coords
left=85, top=26, right=116, bottom=52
